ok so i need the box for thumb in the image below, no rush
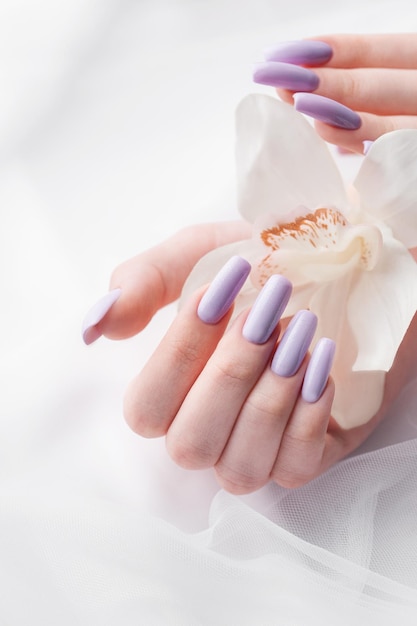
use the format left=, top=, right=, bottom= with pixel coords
left=82, top=220, right=251, bottom=344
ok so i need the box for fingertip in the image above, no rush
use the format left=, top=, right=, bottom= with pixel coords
left=275, top=87, right=295, bottom=104
left=81, top=288, right=122, bottom=345
left=313, top=120, right=366, bottom=154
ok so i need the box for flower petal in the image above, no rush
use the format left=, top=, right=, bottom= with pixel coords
left=332, top=368, right=386, bottom=429
left=354, top=129, right=417, bottom=248
left=179, top=240, right=263, bottom=316
left=347, top=238, right=417, bottom=372
left=309, top=281, right=385, bottom=427
left=251, top=208, right=383, bottom=288
left=235, top=94, right=349, bottom=223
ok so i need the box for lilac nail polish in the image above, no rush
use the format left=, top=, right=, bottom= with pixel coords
left=242, top=275, right=292, bottom=344
left=271, top=310, right=317, bottom=377
left=82, top=288, right=122, bottom=345
left=253, top=61, right=319, bottom=91
left=302, top=337, right=336, bottom=403
left=362, top=140, right=374, bottom=155
left=264, top=40, right=333, bottom=66
left=197, top=256, right=251, bottom=324
left=294, top=93, right=362, bottom=130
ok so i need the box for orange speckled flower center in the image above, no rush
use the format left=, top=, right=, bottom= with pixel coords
left=253, top=207, right=381, bottom=288
left=260, top=208, right=347, bottom=251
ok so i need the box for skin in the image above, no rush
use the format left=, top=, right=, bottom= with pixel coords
left=276, top=33, right=417, bottom=153
left=92, top=34, right=417, bottom=493
left=94, top=223, right=417, bottom=494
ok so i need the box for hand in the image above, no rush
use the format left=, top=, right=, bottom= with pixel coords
left=82, top=220, right=251, bottom=343
left=82, top=223, right=417, bottom=493
left=124, top=268, right=338, bottom=494
left=253, top=33, right=417, bottom=153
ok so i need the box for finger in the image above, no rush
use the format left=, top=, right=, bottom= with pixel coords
left=276, top=66, right=417, bottom=117
left=166, top=275, right=293, bottom=471
left=214, top=309, right=317, bottom=494
left=313, top=113, right=417, bottom=153
left=311, top=67, right=417, bottom=116
left=265, top=34, right=417, bottom=70
left=165, top=312, right=280, bottom=470
left=82, top=220, right=251, bottom=343
left=311, top=33, right=417, bottom=69
left=271, top=378, right=335, bottom=489
left=214, top=360, right=308, bottom=494
left=124, top=256, right=251, bottom=437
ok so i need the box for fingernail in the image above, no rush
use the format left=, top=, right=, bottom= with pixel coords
left=197, top=256, right=251, bottom=324
left=253, top=61, right=319, bottom=91
left=82, top=288, right=122, bottom=345
left=362, top=140, right=374, bottom=155
left=271, top=310, right=317, bottom=377
left=264, top=40, right=333, bottom=66
left=242, top=274, right=292, bottom=344
left=302, top=337, right=336, bottom=403
left=294, top=93, right=362, bottom=130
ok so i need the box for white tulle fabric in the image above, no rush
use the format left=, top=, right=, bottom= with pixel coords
left=2, top=413, right=417, bottom=625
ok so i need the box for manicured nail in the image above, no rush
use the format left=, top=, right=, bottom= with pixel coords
left=197, top=256, right=251, bottom=324
left=362, top=140, right=374, bottom=155
left=271, top=310, right=317, bottom=377
left=302, top=337, right=336, bottom=403
left=82, top=288, right=122, bottom=345
left=294, top=93, right=362, bottom=130
left=264, top=40, right=333, bottom=66
left=253, top=61, right=319, bottom=91
left=242, top=275, right=292, bottom=344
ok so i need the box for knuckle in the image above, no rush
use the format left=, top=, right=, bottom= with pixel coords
left=215, top=460, right=264, bottom=495
left=166, top=431, right=217, bottom=470
left=271, top=434, right=323, bottom=488
left=123, top=377, right=169, bottom=438
left=271, top=462, right=316, bottom=489
left=167, top=332, right=206, bottom=373
left=212, top=355, right=254, bottom=390
left=245, top=390, right=285, bottom=426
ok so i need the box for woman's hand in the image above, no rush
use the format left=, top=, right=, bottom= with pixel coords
left=82, top=226, right=417, bottom=493
left=253, top=33, right=417, bottom=153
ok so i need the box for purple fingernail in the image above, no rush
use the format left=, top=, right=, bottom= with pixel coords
left=302, top=338, right=336, bottom=403
left=264, top=40, right=333, bottom=66
left=271, top=310, right=317, bottom=377
left=82, top=288, right=122, bottom=345
left=253, top=61, right=319, bottom=91
left=362, top=140, right=374, bottom=155
left=197, top=256, right=251, bottom=324
left=242, top=275, right=292, bottom=344
left=294, top=93, right=362, bottom=130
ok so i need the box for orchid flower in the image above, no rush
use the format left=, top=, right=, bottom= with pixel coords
left=181, top=94, right=417, bottom=428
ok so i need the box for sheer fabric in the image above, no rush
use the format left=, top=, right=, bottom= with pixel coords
left=2, top=424, right=417, bottom=624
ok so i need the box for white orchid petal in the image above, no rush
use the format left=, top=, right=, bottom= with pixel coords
left=179, top=240, right=262, bottom=314
left=332, top=369, right=386, bottom=429
left=354, top=129, right=417, bottom=248
left=235, top=94, right=348, bottom=223
left=309, top=282, right=385, bottom=427
left=178, top=98, right=417, bottom=429
left=180, top=240, right=253, bottom=304
left=348, top=239, right=417, bottom=371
